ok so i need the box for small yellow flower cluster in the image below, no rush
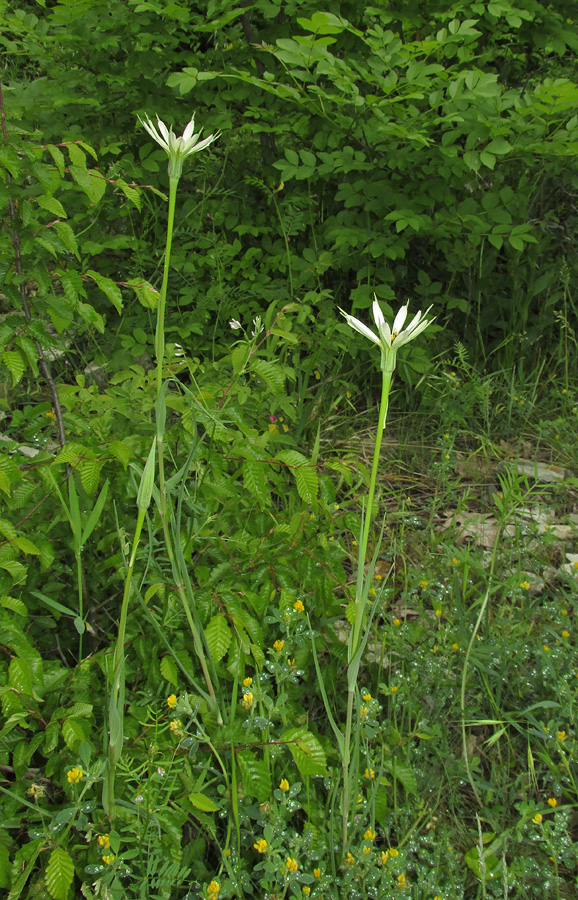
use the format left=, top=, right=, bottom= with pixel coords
left=360, top=706, right=368, bottom=719
left=364, top=828, right=376, bottom=841
left=362, top=692, right=372, bottom=702
left=273, top=640, right=285, bottom=652
left=558, top=731, right=566, bottom=742
left=166, top=694, right=177, bottom=709
left=520, top=581, right=530, bottom=590
left=452, top=642, right=459, bottom=651
left=243, top=677, right=253, bottom=687
left=98, top=834, right=110, bottom=849
left=390, top=685, right=398, bottom=694
left=279, top=778, right=290, bottom=791
left=362, top=845, right=371, bottom=855
left=364, top=767, right=375, bottom=780
left=242, top=692, right=254, bottom=711
left=27, top=783, right=45, bottom=799
left=345, top=852, right=355, bottom=867
left=420, top=579, right=429, bottom=589
left=302, top=888, right=311, bottom=896
left=313, top=868, right=321, bottom=878
left=393, top=618, right=401, bottom=627
left=532, top=813, right=543, bottom=825
left=294, top=600, right=305, bottom=612
left=102, top=854, right=114, bottom=865
left=207, top=881, right=219, bottom=900
left=66, top=767, right=83, bottom=784
left=169, top=719, right=184, bottom=737
left=397, top=873, right=406, bottom=886
left=562, top=630, right=570, bottom=638
left=254, top=839, right=267, bottom=853
left=286, top=857, right=298, bottom=873
left=548, top=797, right=557, bottom=808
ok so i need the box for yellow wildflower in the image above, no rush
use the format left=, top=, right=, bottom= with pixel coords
left=561, top=609, right=568, bottom=615
left=375, top=573, right=383, bottom=580
left=369, top=587, right=376, bottom=596
left=243, top=677, right=253, bottom=687
left=532, top=813, right=543, bottom=825
left=452, top=642, right=459, bottom=651
left=362, top=692, right=372, bottom=702
left=432, top=644, right=439, bottom=653
left=558, top=731, right=566, bottom=742
left=345, top=852, right=355, bottom=867
left=389, top=848, right=399, bottom=857
left=166, top=694, right=177, bottom=709
left=98, top=834, right=110, bottom=849
left=397, top=873, right=406, bottom=886
left=390, top=685, right=398, bottom=693
left=393, top=618, right=401, bottom=626
left=279, top=778, right=290, bottom=791
left=543, top=645, right=550, bottom=652
left=273, top=640, right=285, bottom=652
left=313, top=868, right=321, bottom=878
left=360, top=706, right=368, bottom=719
left=364, top=828, right=376, bottom=841
left=520, top=581, right=530, bottom=590
left=207, top=881, right=219, bottom=900
left=254, top=839, right=267, bottom=853
left=66, top=767, right=83, bottom=784
left=242, top=692, right=254, bottom=710
left=364, top=767, right=375, bottom=780
left=380, top=850, right=389, bottom=865
left=548, top=798, right=557, bottom=808
left=420, top=580, right=428, bottom=588
left=302, top=888, right=311, bottom=896
left=294, top=600, right=305, bottom=612
left=562, top=630, right=569, bottom=638
left=102, top=853, right=114, bottom=865
left=286, top=857, right=298, bottom=873
left=362, top=845, right=371, bottom=855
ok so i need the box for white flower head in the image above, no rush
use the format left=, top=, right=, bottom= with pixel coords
left=139, top=113, right=220, bottom=178
left=340, top=296, right=434, bottom=373
left=251, top=316, right=264, bottom=338
left=229, top=319, right=242, bottom=330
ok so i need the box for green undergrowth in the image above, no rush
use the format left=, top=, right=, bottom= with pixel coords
left=1, top=353, right=578, bottom=900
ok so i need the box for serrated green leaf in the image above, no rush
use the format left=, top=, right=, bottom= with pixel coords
left=53, top=443, right=89, bottom=467
left=2, top=351, right=26, bottom=386
left=382, top=759, right=417, bottom=795
left=45, top=846, right=74, bottom=900
left=0, top=595, right=27, bottom=616
left=86, top=170, right=106, bottom=205
left=61, top=718, right=86, bottom=752
left=160, top=656, right=178, bottom=686
left=281, top=727, right=326, bottom=776
left=116, top=178, right=141, bottom=209
left=9, top=657, right=34, bottom=696
left=236, top=749, right=271, bottom=802
left=54, top=221, right=79, bottom=258
left=108, top=440, right=132, bottom=470
left=86, top=269, right=122, bottom=314
left=204, top=614, right=232, bottom=663
left=127, top=277, right=158, bottom=309
left=276, top=450, right=318, bottom=504
left=13, top=537, right=41, bottom=556
left=242, top=459, right=270, bottom=507
left=79, top=457, right=104, bottom=496
left=188, top=792, right=220, bottom=812
left=47, top=144, right=65, bottom=176
left=37, top=195, right=67, bottom=218
left=68, top=143, right=86, bottom=168
left=250, top=357, right=285, bottom=393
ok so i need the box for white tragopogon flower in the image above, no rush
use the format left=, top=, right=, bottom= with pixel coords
left=139, top=113, right=219, bottom=179
left=340, top=297, right=434, bottom=373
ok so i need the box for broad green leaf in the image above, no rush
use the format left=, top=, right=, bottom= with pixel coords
left=127, top=277, right=158, bottom=309
left=9, top=658, right=34, bottom=697
left=188, top=792, right=220, bottom=812
left=237, top=750, right=271, bottom=802
left=281, top=727, right=326, bottom=776
left=13, top=537, right=41, bottom=556
left=0, top=595, right=27, bottom=616
left=61, top=718, right=86, bottom=752
left=204, top=614, right=232, bottom=663
left=160, top=656, right=178, bottom=686
left=86, top=269, right=122, bottom=314
left=276, top=450, right=318, bottom=505
left=45, top=847, right=74, bottom=900
left=78, top=302, right=104, bottom=334
left=53, top=221, right=79, bottom=258
left=53, top=443, right=89, bottom=467
left=116, top=178, right=141, bottom=209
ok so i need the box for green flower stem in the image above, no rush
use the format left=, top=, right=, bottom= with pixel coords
left=351, top=366, right=392, bottom=655
left=342, top=363, right=393, bottom=853
left=153, top=175, right=221, bottom=721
